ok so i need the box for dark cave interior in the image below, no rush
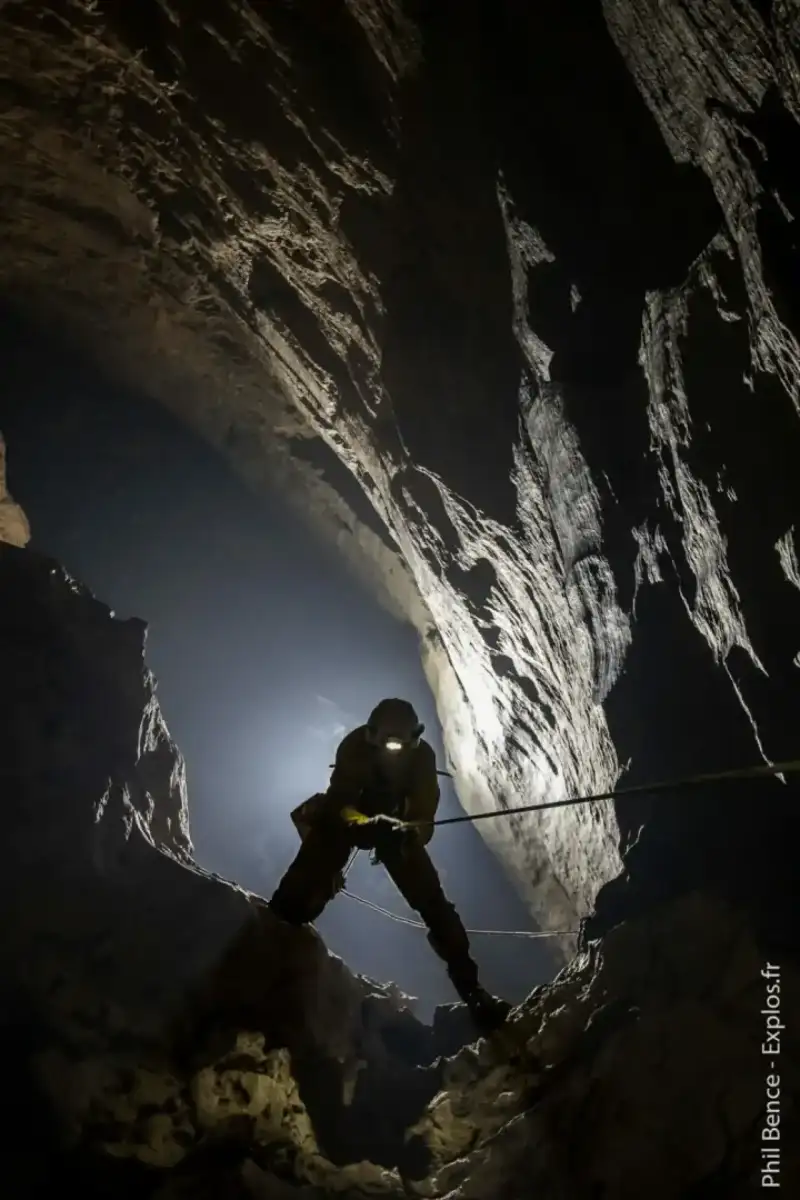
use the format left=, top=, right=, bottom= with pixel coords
left=2, top=0, right=800, bottom=1195
left=0, top=302, right=552, bottom=1019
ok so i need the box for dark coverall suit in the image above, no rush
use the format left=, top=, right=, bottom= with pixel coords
left=269, top=725, right=481, bottom=999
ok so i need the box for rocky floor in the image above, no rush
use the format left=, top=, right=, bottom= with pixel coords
left=14, top=890, right=799, bottom=1199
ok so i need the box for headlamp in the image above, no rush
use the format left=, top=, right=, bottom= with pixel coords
left=384, top=737, right=404, bottom=752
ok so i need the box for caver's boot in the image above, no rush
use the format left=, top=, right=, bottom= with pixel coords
left=446, top=955, right=512, bottom=1033
left=426, top=914, right=512, bottom=1035
left=461, top=985, right=513, bottom=1033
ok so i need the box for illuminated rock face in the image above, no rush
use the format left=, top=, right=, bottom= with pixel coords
left=1, top=0, right=799, bottom=954
left=0, top=433, right=31, bottom=547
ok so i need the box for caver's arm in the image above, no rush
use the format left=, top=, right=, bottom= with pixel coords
left=327, top=727, right=369, bottom=805
left=403, top=740, right=440, bottom=846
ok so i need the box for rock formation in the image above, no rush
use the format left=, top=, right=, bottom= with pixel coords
left=2, top=0, right=799, bottom=947
left=0, top=432, right=31, bottom=547
left=0, top=541, right=445, bottom=1195
left=2, top=1, right=799, bottom=955
left=2, top=0, right=800, bottom=1194
left=1, top=539, right=798, bottom=1197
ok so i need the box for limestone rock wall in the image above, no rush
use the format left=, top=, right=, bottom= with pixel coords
left=0, top=432, right=31, bottom=547
left=1, top=0, right=798, bottom=957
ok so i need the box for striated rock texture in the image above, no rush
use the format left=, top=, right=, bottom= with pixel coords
left=3, top=2, right=800, bottom=1195
left=1, top=2, right=799, bottom=964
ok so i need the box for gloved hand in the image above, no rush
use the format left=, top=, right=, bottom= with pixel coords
left=394, top=824, right=419, bottom=851
left=340, top=805, right=370, bottom=827
left=369, top=815, right=403, bottom=836
left=370, top=817, right=417, bottom=861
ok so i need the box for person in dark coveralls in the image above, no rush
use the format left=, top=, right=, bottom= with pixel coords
left=269, top=698, right=511, bottom=1031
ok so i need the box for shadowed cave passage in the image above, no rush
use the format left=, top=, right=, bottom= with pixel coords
left=0, top=303, right=553, bottom=1018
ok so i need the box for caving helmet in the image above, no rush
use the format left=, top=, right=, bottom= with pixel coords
left=366, top=698, right=424, bottom=753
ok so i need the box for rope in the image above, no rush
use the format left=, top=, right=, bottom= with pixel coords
left=334, top=756, right=800, bottom=939
left=418, top=757, right=800, bottom=829
left=329, top=757, right=800, bottom=830
left=341, top=885, right=577, bottom=938
left=342, top=847, right=359, bottom=879
left=9, top=754, right=792, bottom=940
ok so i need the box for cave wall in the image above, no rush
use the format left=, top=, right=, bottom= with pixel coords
left=1, top=0, right=799, bottom=945
left=5, top=527, right=798, bottom=1196
left=0, top=538, right=462, bottom=1194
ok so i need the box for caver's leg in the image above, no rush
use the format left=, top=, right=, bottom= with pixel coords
left=381, top=839, right=510, bottom=1030
left=269, top=817, right=353, bottom=925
